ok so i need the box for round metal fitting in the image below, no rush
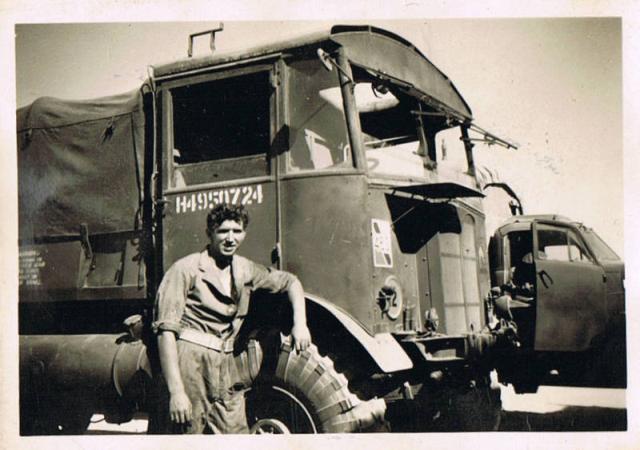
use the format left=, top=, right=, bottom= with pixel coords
left=377, top=276, right=403, bottom=320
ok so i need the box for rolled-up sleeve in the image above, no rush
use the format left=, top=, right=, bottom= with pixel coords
left=152, top=261, right=191, bottom=335
left=249, top=262, right=299, bottom=294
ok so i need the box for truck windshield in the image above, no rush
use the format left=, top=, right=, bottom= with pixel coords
left=581, top=229, right=621, bottom=262
left=355, top=82, right=425, bottom=178
left=350, top=65, right=465, bottom=179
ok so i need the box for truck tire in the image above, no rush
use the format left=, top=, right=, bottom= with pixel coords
left=49, top=410, right=94, bottom=435
left=21, top=403, right=93, bottom=435
left=423, top=373, right=502, bottom=432
left=583, top=325, right=627, bottom=388
left=445, top=377, right=502, bottom=431
left=245, top=335, right=386, bottom=434
left=20, top=367, right=94, bottom=436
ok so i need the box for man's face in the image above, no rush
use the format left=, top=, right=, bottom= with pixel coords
left=208, top=219, right=246, bottom=259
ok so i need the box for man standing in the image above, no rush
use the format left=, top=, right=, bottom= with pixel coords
left=150, top=203, right=311, bottom=434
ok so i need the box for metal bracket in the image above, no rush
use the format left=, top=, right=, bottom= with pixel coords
left=154, top=196, right=169, bottom=220
left=316, top=48, right=354, bottom=83
left=188, top=23, right=224, bottom=58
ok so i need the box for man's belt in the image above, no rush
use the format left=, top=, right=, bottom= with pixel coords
left=179, top=328, right=234, bottom=353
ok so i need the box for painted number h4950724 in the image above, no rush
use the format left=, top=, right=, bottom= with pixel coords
left=175, top=185, right=264, bottom=214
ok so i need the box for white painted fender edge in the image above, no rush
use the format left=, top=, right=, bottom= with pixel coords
left=305, top=293, right=413, bottom=373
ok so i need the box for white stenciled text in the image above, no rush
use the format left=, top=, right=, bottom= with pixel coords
left=175, top=184, right=264, bottom=214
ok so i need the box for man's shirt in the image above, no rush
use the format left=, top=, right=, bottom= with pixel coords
left=152, top=249, right=298, bottom=339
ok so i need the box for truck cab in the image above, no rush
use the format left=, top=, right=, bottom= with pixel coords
left=152, top=25, right=490, bottom=341
left=488, top=215, right=626, bottom=390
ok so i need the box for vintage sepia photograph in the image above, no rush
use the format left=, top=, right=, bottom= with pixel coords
left=3, top=6, right=637, bottom=448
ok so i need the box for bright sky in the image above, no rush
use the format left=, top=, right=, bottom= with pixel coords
left=13, top=19, right=624, bottom=256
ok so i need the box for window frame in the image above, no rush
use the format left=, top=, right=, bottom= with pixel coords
left=161, top=62, right=277, bottom=192
left=533, top=221, right=599, bottom=266
left=567, top=228, right=596, bottom=264
left=282, top=57, right=359, bottom=177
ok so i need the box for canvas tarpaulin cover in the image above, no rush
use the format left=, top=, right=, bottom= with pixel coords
left=17, top=89, right=146, bottom=240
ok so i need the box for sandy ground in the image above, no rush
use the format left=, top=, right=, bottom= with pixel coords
left=85, top=384, right=627, bottom=434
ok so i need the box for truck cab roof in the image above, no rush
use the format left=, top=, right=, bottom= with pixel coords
left=494, top=214, right=580, bottom=239
left=151, top=24, right=473, bottom=121
left=499, top=214, right=573, bottom=225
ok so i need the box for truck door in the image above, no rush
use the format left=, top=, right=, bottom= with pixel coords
left=158, top=64, right=280, bottom=270
left=532, top=222, right=607, bottom=352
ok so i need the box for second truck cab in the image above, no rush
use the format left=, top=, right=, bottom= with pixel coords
left=488, top=215, right=626, bottom=390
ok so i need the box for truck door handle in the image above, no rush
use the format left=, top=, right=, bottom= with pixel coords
left=538, top=270, right=553, bottom=289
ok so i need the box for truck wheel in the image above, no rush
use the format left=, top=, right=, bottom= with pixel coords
left=49, top=410, right=93, bottom=435
left=249, top=418, right=291, bottom=434
left=20, top=384, right=94, bottom=436
left=22, top=407, right=93, bottom=435
left=449, top=377, right=502, bottom=431
left=425, top=374, right=502, bottom=432
left=583, top=328, right=627, bottom=388
left=245, top=336, right=386, bottom=434
left=246, top=382, right=319, bottom=433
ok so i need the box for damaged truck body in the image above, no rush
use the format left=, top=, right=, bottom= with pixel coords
left=18, top=25, right=626, bottom=434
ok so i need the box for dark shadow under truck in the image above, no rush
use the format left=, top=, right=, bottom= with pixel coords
left=17, top=25, right=626, bottom=434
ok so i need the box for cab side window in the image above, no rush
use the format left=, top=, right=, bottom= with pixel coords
left=537, top=227, right=570, bottom=261
left=537, top=225, right=594, bottom=263
left=169, top=70, right=271, bottom=187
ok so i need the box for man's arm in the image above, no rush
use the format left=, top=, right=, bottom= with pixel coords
left=287, top=278, right=311, bottom=352
left=158, top=331, right=192, bottom=425
left=247, top=260, right=311, bottom=352
left=153, top=261, right=192, bottom=426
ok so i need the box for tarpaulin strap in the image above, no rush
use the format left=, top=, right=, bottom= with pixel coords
left=129, top=112, right=143, bottom=225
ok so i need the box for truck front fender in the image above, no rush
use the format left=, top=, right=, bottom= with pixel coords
left=305, top=294, right=413, bottom=373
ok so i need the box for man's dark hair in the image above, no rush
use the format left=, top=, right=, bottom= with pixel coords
left=206, top=203, right=250, bottom=232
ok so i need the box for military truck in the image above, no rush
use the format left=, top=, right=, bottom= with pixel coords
left=487, top=214, right=626, bottom=393
left=17, top=25, right=625, bottom=434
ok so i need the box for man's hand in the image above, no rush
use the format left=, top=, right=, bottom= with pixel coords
left=158, top=331, right=192, bottom=424
left=291, top=323, right=311, bottom=352
left=288, top=278, right=311, bottom=352
left=169, top=390, right=192, bottom=425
